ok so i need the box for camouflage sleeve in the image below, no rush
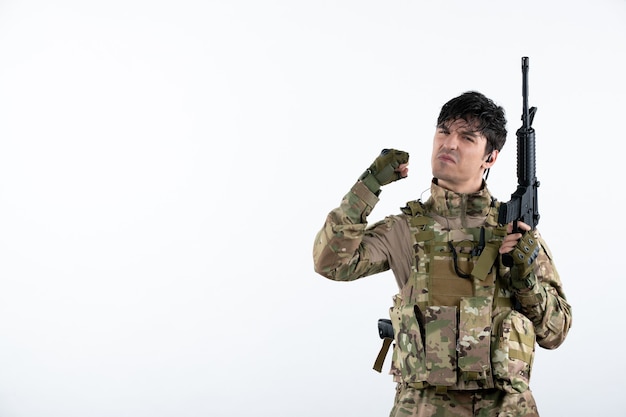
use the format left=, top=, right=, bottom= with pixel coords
left=513, top=230, right=573, bottom=349
left=313, top=181, right=396, bottom=281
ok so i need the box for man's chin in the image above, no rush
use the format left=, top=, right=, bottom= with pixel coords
left=432, top=168, right=452, bottom=181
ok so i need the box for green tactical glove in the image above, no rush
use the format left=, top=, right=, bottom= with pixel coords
left=504, top=230, right=541, bottom=290
left=359, top=149, right=409, bottom=193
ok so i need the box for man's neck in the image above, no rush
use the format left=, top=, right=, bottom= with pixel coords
left=434, top=177, right=484, bottom=195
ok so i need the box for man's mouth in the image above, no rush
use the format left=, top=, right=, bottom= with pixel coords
left=437, top=153, right=456, bottom=163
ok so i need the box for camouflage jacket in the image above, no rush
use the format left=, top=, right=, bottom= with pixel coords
left=313, top=179, right=572, bottom=374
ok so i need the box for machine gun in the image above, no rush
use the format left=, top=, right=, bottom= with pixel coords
left=498, top=57, right=540, bottom=265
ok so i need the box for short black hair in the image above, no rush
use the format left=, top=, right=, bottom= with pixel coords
left=437, top=91, right=507, bottom=154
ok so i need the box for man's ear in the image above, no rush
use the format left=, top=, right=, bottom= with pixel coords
left=483, top=150, right=499, bottom=167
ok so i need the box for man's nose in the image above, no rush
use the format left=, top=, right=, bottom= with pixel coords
left=442, top=133, right=459, bottom=149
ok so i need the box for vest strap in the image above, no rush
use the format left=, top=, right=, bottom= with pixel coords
left=471, top=242, right=500, bottom=281
left=403, top=381, right=448, bottom=393
left=372, top=338, right=393, bottom=373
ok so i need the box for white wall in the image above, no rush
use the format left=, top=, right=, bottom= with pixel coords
left=0, top=1, right=623, bottom=416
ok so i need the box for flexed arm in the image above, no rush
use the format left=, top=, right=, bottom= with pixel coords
left=313, top=149, right=409, bottom=281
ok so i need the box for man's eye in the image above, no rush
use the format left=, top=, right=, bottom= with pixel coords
left=464, top=136, right=474, bottom=142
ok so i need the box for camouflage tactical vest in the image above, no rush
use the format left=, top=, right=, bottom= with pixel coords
left=374, top=198, right=537, bottom=393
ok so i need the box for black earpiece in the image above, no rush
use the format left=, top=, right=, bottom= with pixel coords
left=486, top=154, right=493, bottom=163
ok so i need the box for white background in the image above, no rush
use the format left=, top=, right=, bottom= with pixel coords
left=0, top=1, right=624, bottom=416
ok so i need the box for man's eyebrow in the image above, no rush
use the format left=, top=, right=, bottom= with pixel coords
left=437, top=122, right=484, bottom=139
left=459, top=129, right=480, bottom=137
left=456, top=128, right=486, bottom=140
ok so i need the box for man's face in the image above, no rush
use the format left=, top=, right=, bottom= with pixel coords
left=431, top=118, right=493, bottom=194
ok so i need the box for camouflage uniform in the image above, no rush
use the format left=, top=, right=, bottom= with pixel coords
left=313, top=179, right=572, bottom=417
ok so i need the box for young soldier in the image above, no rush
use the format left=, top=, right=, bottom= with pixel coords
left=313, top=91, right=572, bottom=416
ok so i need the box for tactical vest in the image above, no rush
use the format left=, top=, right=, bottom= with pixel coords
left=373, top=199, right=536, bottom=393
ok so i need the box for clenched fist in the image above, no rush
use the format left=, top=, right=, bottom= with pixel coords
left=360, top=149, right=409, bottom=193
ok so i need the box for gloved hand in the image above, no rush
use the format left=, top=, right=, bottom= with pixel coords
left=504, top=230, right=540, bottom=289
left=360, top=149, right=409, bottom=193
